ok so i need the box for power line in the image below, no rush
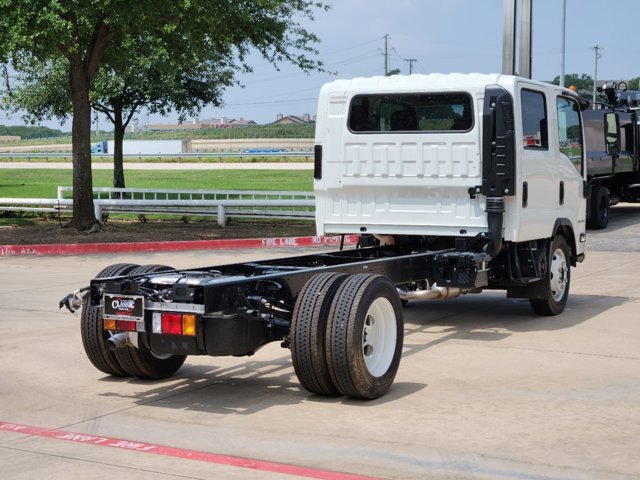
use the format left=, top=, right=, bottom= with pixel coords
left=320, top=37, right=384, bottom=56
left=391, top=48, right=417, bottom=74
left=325, top=53, right=381, bottom=68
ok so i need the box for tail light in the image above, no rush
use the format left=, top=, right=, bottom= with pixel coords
left=152, top=312, right=197, bottom=336
left=103, top=319, right=137, bottom=331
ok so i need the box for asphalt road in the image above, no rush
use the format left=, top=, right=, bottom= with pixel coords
left=1, top=208, right=639, bottom=480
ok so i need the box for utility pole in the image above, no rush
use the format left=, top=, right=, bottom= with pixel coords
left=405, top=58, right=417, bottom=74
left=502, top=0, right=532, bottom=78
left=518, top=0, right=532, bottom=78
left=502, top=0, right=516, bottom=75
left=593, top=45, right=603, bottom=103
left=383, top=34, right=389, bottom=75
left=560, top=0, right=566, bottom=87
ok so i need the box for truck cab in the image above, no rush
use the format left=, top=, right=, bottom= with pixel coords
left=314, top=73, right=587, bottom=267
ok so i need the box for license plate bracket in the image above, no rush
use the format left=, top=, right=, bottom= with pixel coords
left=103, top=294, right=144, bottom=321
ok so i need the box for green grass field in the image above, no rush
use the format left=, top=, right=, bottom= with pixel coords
left=0, top=124, right=315, bottom=146
left=0, top=169, right=314, bottom=199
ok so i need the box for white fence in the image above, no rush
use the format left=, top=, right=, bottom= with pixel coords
left=0, top=187, right=316, bottom=227
left=0, top=151, right=313, bottom=162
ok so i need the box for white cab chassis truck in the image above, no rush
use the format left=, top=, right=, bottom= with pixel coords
left=61, top=74, right=587, bottom=400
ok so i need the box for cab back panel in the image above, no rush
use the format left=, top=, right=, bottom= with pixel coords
left=315, top=76, right=488, bottom=237
left=319, top=139, right=485, bottom=235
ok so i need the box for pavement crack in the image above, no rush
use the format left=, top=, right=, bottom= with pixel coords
left=451, top=341, right=640, bottom=360
left=59, top=379, right=222, bottom=432
left=0, top=445, right=208, bottom=479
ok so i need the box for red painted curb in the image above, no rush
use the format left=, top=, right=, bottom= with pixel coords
left=0, top=235, right=358, bottom=256
left=0, top=421, right=379, bottom=480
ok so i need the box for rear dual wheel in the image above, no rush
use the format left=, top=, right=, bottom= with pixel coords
left=291, top=273, right=403, bottom=400
left=81, top=263, right=186, bottom=379
left=113, top=264, right=187, bottom=379
left=80, top=263, right=139, bottom=376
left=290, top=272, right=348, bottom=396
left=327, top=274, right=404, bottom=399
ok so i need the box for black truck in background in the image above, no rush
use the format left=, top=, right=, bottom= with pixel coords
left=584, top=82, right=640, bottom=229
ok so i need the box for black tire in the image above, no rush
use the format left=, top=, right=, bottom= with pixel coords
left=114, top=264, right=187, bottom=379
left=529, top=236, right=571, bottom=316
left=326, top=274, right=404, bottom=400
left=81, top=263, right=139, bottom=376
left=290, top=272, right=348, bottom=396
left=587, top=186, right=609, bottom=230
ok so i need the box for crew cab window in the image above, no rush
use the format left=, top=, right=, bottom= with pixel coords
left=556, top=96, right=583, bottom=173
left=348, top=93, right=473, bottom=133
left=521, top=89, right=548, bottom=149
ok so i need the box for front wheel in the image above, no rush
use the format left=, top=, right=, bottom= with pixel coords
left=326, top=274, right=404, bottom=399
left=529, top=236, right=571, bottom=316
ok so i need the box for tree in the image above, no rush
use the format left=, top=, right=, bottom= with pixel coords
left=0, top=123, right=64, bottom=140
left=628, top=77, right=640, bottom=90
left=552, top=73, right=594, bottom=98
left=3, top=41, right=236, bottom=189
left=0, top=1, right=326, bottom=231
left=0, top=2, right=122, bottom=230
left=91, top=34, right=238, bottom=189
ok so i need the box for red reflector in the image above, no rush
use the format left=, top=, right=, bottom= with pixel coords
left=161, top=313, right=182, bottom=335
left=116, top=320, right=137, bottom=332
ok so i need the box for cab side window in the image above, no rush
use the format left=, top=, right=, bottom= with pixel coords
left=521, top=89, right=548, bottom=149
left=556, top=96, right=583, bottom=174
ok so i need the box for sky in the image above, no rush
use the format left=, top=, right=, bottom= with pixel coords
left=2, top=0, right=639, bottom=130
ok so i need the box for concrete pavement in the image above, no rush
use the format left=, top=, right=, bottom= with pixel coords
left=1, top=209, right=639, bottom=479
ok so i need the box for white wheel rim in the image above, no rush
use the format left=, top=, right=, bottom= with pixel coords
left=362, top=297, right=397, bottom=377
left=152, top=352, right=173, bottom=360
left=549, top=248, right=568, bottom=302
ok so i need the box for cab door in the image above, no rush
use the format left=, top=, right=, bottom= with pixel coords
left=516, top=84, right=559, bottom=240
left=554, top=94, right=587, bottom=244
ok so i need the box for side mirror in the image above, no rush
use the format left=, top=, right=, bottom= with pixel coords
left=583, top=180, right=591, bottom=199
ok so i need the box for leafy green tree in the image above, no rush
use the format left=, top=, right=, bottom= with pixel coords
left=0, top=124, right=64, bottom=140
left=3, top=42, right=235, bottom=189
left=552, top=73, right=594, bottom=98
left=628, top=77, right=640, bottom=90
left=91, top=36, right=237, bottom=189
left=0, top=1, right=326, bottom=231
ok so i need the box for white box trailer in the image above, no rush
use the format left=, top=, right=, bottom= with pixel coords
left=106, top=139, right=186, bottom=155
left=62, top=74, right=588, bottom=400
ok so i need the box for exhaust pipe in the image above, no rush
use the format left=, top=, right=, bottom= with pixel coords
left=397, top=284, right=463, bottom=301
left=106, top=332, right=133, bottom=352
left=484, top=196, right=504, bottom=258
